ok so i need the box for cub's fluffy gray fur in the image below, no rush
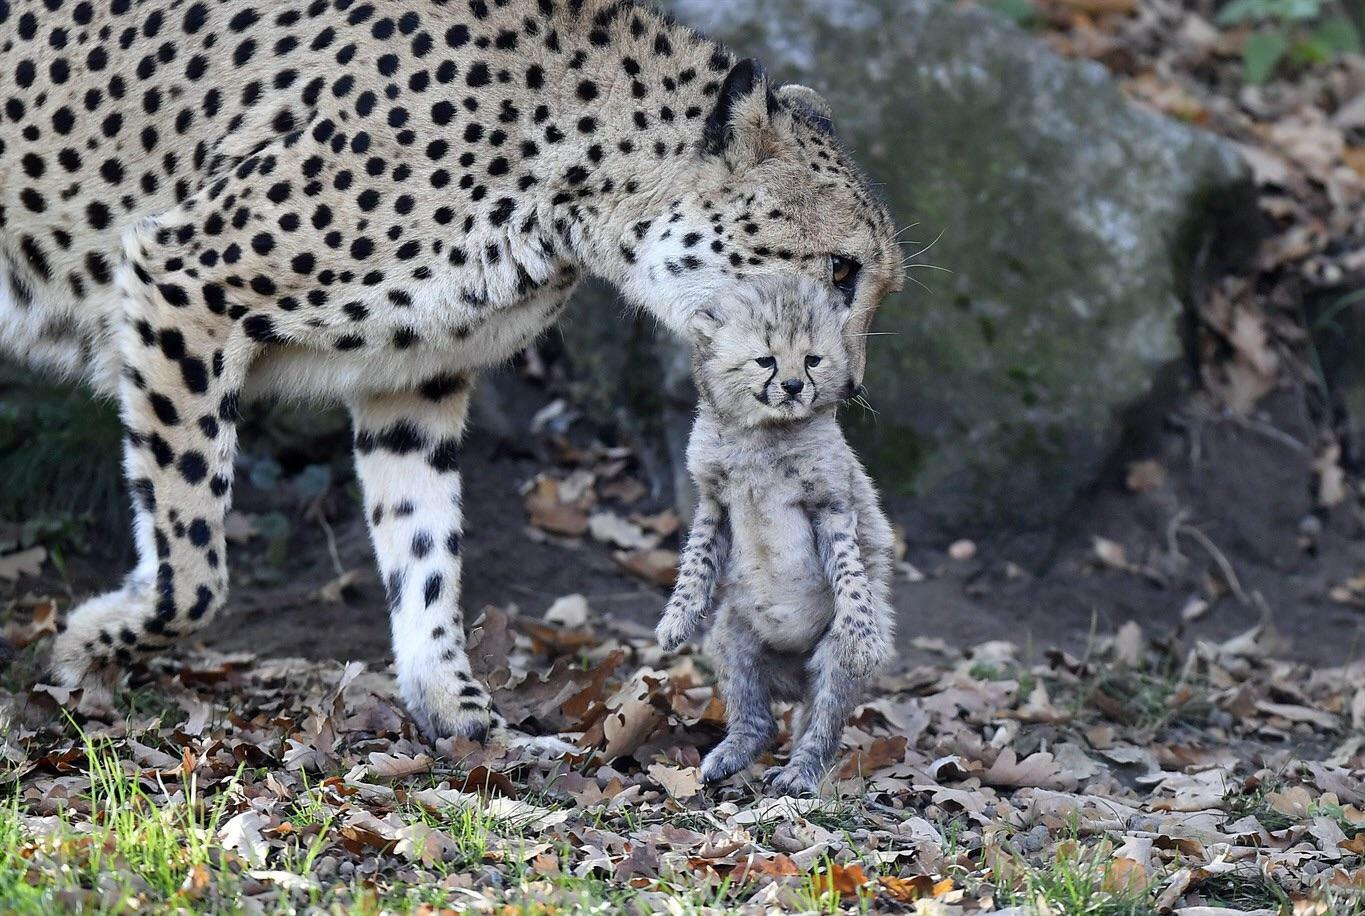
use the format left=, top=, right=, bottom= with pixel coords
left=657, top=277, right=896, bottom=795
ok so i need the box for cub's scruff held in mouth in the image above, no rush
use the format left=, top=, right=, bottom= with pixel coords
left=656, top=277, right=896, bottom=796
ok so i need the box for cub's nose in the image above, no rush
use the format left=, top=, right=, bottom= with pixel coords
left=781, top=378, right=804, bottom=396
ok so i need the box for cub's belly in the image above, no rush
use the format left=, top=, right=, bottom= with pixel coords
left=727, top=502, right=833, bottom=651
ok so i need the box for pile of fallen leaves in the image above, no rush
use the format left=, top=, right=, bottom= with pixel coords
left=0, top=599, right=1361, bottom=914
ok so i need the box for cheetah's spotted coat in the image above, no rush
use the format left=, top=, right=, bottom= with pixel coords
left=0, top=0, right=903, bottom=740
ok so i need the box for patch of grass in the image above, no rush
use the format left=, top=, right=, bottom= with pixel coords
left=1200, top=871, right=1290, bottom=911
left=1311, top=798, right=1365, bottom=838
left=1064, top=662, right=1212, bottom=735
left=991, top=842, right=1157, bottom=916
left=1223, top=778, right=1300, bottom=832
left=0, top=734, right=245, bottom=914
left=969, top=661, right=1038, bottom=699
left=0, top=373, right=124, bottom=530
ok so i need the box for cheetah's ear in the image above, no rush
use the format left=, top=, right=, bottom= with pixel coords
left=703, top=58, right=780, bottom=160
left=688, top=307, right=722, bottom=344
left=777, top=84, right=835, bottom=136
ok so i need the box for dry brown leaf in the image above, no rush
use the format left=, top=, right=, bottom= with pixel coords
left=1314, top=443, right=1347, bottom=508
left=613, top=549, right=678, bottom=588
left=180, top=863, right=213, bottom=900
left=6, top=599, right=57, bottom=648
left=1257, top=702, right=1338, bottom=731
left=599, top=477, right=647, bottom=504
left=1113, top=621, right=1144, bottom=668
left=631, top=509, right=681, bottom=538
left=601, top=670, right=665, bottom=760
left=646, top=764, right=702, bottom=800
left=1346, top=147, right=1365, bottom=180
left=836, top=735, right=908, bottom=780
left=543, top=594, right=590, bottom=628
left=588, top=512, right=657, bottom=550
left=1093, top=537, right=1132, bottom=572
left=367, top=752, right=434, bottom=779
left=1267, top=785, right=1315, bottom=819
left=983, top=749, right=1075, bottom=790
left=524, top=475, right=590, bottom=537
left=730, top=853, right=801, bottom=881
left=0, top=546, right=46, bottom=582
left=219, top=811, right=270, bottom=867
left=813, top=862, right=870, bottom=898
left=880, top=875, right=955, bottom=902
left=1104, top=855, right=1149, bottom=894
left=314, top=569, right=362, bottom=603
left=1340, top=834, right=1365, bottom=855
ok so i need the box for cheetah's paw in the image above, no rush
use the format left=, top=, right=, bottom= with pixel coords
left=400, top=671, right=497, bottom=745
left=49, top=588, right=144, bottom=713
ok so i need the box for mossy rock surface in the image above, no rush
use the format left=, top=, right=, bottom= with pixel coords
left=561, top=0, right=1257, bottom=539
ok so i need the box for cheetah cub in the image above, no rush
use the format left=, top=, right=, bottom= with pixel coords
left=657, top=276, right=896, bottom=796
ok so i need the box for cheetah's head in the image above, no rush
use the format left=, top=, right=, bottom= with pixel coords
left=690, top=275, right=855, bottom=429
left=620, top=59, right=905, bottom=388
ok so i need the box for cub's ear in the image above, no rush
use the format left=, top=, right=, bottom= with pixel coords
left=777, top=84, right=835, bottom=135
left=703, top=58, right=780, bottom=160
left=688, top=307, right=722, bottom=343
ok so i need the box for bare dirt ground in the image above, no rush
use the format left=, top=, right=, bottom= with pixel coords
left=6, top=366, right=1362, bottom=683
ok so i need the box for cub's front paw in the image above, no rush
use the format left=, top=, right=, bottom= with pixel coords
left=832, top=626, right=893, bottom=680
left=763, top=762, right=823, bottom=797
left=655, top=605, right=700, bottom=652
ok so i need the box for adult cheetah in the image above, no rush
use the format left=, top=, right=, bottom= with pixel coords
left=0, top=0, right=905, bottom=741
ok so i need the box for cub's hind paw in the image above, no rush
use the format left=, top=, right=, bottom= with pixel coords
left=699, top=736, right=763, bottom=784
left=763, top=763, right=823, bottom=797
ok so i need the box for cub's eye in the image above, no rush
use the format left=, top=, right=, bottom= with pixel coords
left=754, top=356, right=777, bottom=369
left=830, top=255, right=861, bottom=299
left=805, top=355, right=823, bottom=368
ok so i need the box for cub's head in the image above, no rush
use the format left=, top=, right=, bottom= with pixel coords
left=622, top=59, right=905, bottom=387
left=691, top=276, right=856, bottom=429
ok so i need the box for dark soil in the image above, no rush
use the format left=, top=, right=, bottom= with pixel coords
left=5, top=369, right=1363, bottom=674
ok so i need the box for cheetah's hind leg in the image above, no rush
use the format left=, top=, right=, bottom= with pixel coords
left=50, top=211, right=252, bottom=708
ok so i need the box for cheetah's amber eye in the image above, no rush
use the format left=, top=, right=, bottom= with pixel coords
left=830, top=255, right=861, bottom=301
left=806, top=355, right=822, bottom=368
left=755, top=356, right=777, bottom=369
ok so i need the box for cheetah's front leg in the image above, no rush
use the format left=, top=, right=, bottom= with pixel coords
left=349, top=378, right=495, bottom=742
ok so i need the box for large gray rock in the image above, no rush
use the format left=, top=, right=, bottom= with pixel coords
left=558, top=0, right=1257, bottom=542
